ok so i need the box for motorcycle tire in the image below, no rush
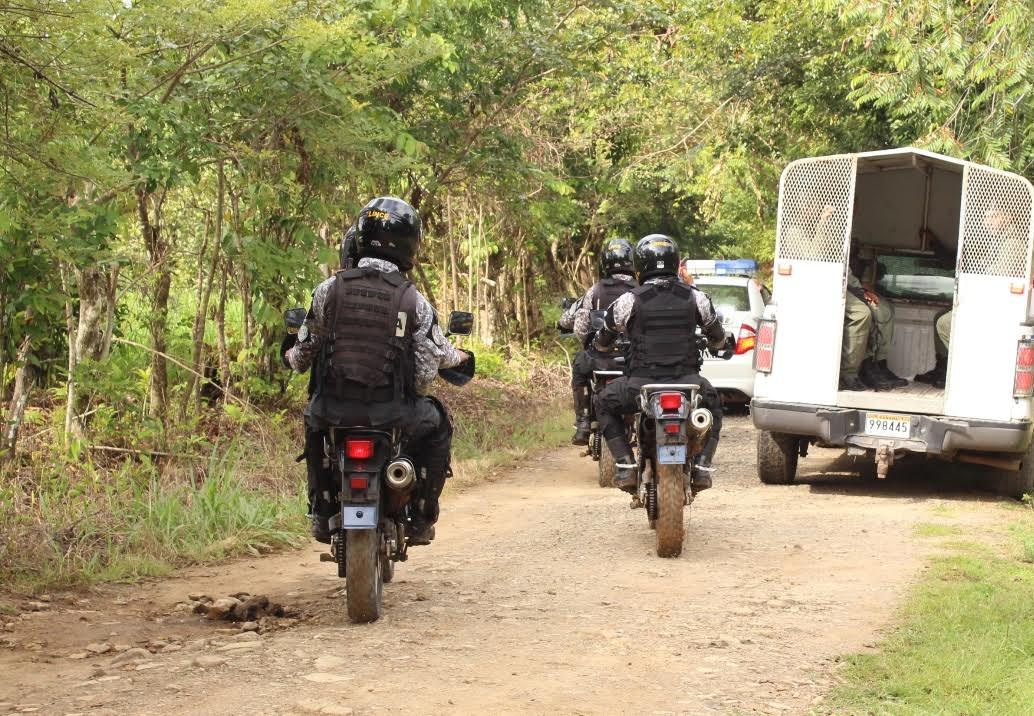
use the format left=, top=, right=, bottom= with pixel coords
left=345, top=528, right=384, bottom=623
left=598, top=440, right=616, bottom=488
left=655, top=463, right=686, bottom=558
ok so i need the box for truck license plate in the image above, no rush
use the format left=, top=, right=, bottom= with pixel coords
left=864, top=412, right=911, bottom=439
left=657, top=444, right=687, bottom=465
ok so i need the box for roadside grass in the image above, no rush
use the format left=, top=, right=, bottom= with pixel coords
left=912, top=522, right=963, bottom=538
left=0, top=361, right=570, bottom=594
left=828, top=506, right=1034, bottom=715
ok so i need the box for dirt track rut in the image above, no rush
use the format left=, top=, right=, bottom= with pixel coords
left=0, top=415, right=1004, bottom=715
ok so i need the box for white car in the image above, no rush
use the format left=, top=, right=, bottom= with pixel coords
left=683, top=261, right=771, bottom=403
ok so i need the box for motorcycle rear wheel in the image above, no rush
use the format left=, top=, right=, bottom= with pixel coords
left=655, top=463, right=685, bottom=558
left=598, top=439, right=616, bottom=488
left=345, top=529, right=384, bottom=623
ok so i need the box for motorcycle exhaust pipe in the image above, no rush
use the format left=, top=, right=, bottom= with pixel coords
left=385, top=458, right=416, bottom=490
left=690, top=408, right=713, bottom=434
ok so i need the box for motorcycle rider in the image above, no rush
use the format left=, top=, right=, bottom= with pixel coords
left=594, top=235, right=729, bottom=494
left=283, top=196, right=471, bottom=545
left=560, top=239, right=638, bottom=445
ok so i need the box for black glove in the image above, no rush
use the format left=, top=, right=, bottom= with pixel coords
left=280, top=334, right=297, bottom=369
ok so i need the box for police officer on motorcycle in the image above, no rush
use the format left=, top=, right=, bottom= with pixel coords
left=284, top=196, right=471, bottom=545
left=594, top=235, right=729, bottom=494
left=559, top=239, right=638, bottom=445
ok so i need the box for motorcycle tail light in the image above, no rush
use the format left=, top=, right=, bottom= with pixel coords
left=659, top=392, right=683, bottom=412
left=346, top=439, right=374, bottom=460
left=1014, top=339, right=1034, bottom=397
left=350, top=475, right=369, bottom=490
left=664, top=422, right=680, bottom=435
left=754, top=319, right=776, bottom=374
left=734, top=322, right=757, bottom=355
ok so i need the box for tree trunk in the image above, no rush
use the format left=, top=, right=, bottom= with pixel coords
left=229, top=187, right=251, bottom=398
left=2, top=330, right=37, bottom=462
left=215, top=258, right=232, bottom=401
left=66, top=263, right=120, bottom=435
left=138, top=187, right=171, bottom=424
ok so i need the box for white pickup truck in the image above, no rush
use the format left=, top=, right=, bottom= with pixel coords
left=751, top=147, right=1034, bottom=497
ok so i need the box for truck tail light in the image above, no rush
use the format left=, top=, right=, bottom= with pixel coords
left=1014, top=339, right=1034, bottom=397
left=734, top=323, right=757, bottom=355
left=754, top=319, right=776, bottom=374
left=346, top=439, right=374, bottom=460
left=659, top=392, right=683, bottom=412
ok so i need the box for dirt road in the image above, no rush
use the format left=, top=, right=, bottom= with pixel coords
left=0, top=415, right=1004, bottom=715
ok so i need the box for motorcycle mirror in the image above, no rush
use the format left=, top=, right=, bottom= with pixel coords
left=561, top=296, right=577, bottom=310
left=284, top=307, right=307, bottom=332
left=446, top=310, right=474, bottom=336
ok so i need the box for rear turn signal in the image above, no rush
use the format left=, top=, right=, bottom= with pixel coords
left=734, top=323, right=757, bottom=355
left=659, top=392, right=683, bottom=412
left=346, top=439, right=374, bottom=460
left=1014, top=339, right=1034, bottom=397
left=753, top=319, right=776, bottom=374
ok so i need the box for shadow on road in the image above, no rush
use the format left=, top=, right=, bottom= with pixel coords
left=794, top=451, right=1008, bottom=505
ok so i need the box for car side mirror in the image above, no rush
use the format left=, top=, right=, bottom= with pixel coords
left=284, top=307, right=307, bottom=332
left=561, top=297, right=577, bottom=310
left=447, top=310, right=474, bottom=336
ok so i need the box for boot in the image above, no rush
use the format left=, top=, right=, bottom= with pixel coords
left=309, top=511, right=332, bottom=545
left=613, top=456, right=638, bottom=494
left=571, top=388, right=591, bottom=446
left=915, top=355, right=947, bottom=389
left=407, top=520, right=436, bottom=546
left=876, top=359, right=908, bottom=388
left=839, top=373, right=866, bottom=391
left=690, top=442, right=717, bottom=493
left=859, top=359, right=892, bottom=391
left=571, top=417, right=591, bottom=446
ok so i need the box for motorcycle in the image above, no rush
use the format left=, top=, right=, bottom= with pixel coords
left=626, top=335, right=734, bottom=558
left=283, top=307, right=474, bottom=623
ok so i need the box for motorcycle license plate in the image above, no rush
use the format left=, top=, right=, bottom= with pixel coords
left=863, top=412, right=911, bottom=439
left=342, top=505, right=378, bottom=530
left=657, top=444, right=687, bottom=465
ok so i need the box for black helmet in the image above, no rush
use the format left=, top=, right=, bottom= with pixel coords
left=599, top=238, right=634, bottom=277
left=340, top=225, right=358, bottom=270
left=354, top=196, right=421, bottom=271
left=633, top=234, right=680, bottom=280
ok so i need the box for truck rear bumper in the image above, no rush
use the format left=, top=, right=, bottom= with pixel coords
left=751, top=399, right=1033, bottom=456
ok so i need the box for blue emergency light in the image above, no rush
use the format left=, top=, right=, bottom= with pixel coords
left=681, top=259, right=758, bottom=277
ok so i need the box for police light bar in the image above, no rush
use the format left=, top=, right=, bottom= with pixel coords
left=681, top=259, right=758, bottom=277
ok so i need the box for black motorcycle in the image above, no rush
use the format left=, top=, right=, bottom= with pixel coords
left=283, top=308, right=474, bottom=623
left=628, top=336, right=733, bottom=558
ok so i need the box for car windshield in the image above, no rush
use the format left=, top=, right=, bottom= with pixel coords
left=698, top=283, right=750, bottom=314
left=874, top=254, right=955, bottom=302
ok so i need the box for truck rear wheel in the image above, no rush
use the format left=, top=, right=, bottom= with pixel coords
left=757, top=430, right=799, bottom=485
left=995, top=443, right=1034, bottom=500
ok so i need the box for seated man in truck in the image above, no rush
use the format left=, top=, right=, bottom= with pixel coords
left=917, top=208, right=1023, bottom=388
left=842, top=241, right=907, bottom=391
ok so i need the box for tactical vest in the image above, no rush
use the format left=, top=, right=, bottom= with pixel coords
left=591, top=276, right=638, bottom=310
left=320, top=268, right=418, bottom=405
left=626, top=279, right=699, bottom=377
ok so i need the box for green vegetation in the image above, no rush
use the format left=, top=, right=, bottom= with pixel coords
left=830, top=508, right=1034, bottom=715
left=912, top=522, right=963, bottom=538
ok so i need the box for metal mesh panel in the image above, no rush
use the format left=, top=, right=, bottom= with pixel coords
left=959, top=166, right=1033, bottom=277
left=777, top=156, right=856, bottom=263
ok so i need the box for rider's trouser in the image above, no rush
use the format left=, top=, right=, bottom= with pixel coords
left=571, top=350, right=592, bottom=419
left=595, top=372, right=722, bottom=465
